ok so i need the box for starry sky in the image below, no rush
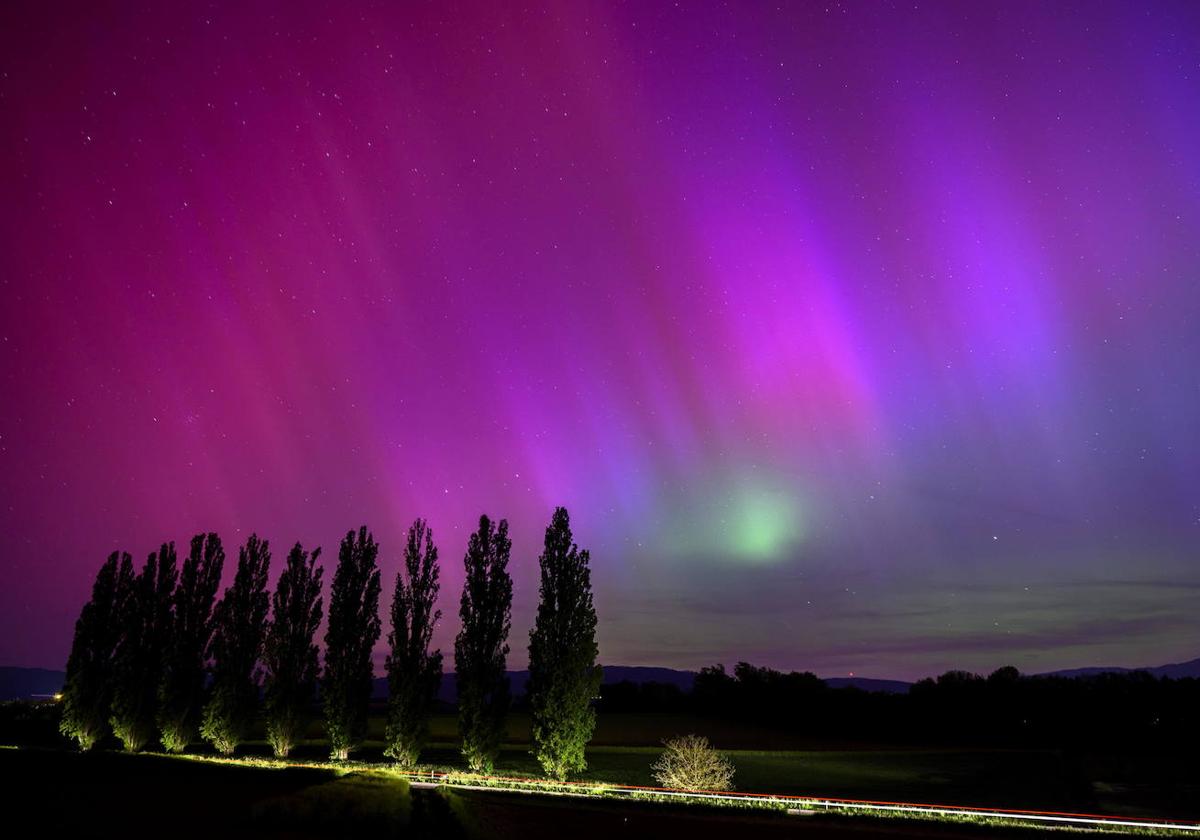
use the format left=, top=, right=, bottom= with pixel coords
left=2, top=1, right=1198, bottom=681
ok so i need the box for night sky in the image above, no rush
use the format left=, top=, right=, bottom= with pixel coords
left=2, top=1, right=1198, bottom=680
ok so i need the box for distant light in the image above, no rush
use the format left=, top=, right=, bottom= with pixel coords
left=52, top=693, right=63, bottom=701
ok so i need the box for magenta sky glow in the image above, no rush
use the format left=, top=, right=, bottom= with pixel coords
left=2, top=1, right=1198, bottom=680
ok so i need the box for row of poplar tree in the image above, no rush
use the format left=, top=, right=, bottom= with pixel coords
left=59, top=507, right=601, bottom=780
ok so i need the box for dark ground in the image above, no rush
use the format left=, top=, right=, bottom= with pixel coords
left=2, top=748, right=1143, bottom=840
left=4, top=702, right=1199, bottom=823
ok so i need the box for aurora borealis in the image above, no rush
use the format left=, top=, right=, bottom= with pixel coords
left=1, top=1, right=1198, bottom=680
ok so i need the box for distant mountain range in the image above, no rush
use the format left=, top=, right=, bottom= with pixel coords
left=1038, top=657, right=1200, bottom=680
left=823, top=677, right=913, bottom=693
left=5, top=657, right=1198, bottom=702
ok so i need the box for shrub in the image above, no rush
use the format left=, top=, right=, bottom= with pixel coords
left=651, top=734, right=735, bottom=791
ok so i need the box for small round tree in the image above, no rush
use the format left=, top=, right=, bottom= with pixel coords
left=651, top=734, right=735, bottom=791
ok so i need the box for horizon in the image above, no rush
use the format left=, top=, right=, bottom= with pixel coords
left=0, top=652, right=1042, bottom=686
left=5, top=653, right=1200, bottom=686
left=3, top=0, right=1200, bottom=682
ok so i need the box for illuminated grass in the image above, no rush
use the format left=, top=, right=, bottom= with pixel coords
left=251, top=769, right=411, bottom=831
left=150, top=751, right=1200, bottom=836
left=441, top=770, right=615, bottom=796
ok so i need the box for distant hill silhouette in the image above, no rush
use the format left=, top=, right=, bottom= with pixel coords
left=372, top=667, right=913, bottom=700
left=7, top=657, right=1198, bottom=703
left=824, top=677, right=912, bottom=693
left=1038, top=656, right=1200, bottom=680
left=372, top=665, right=698, bottom=702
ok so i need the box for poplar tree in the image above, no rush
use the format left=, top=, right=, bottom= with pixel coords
left=263, top=543, right=324, bottom=758
left=527, top=507, right=602, bottom=780
left=201, top=533, right=271, bottom=754
left=384, top=518, right=443, bottom=767
left=454, top=515, right=513, bottom=773
left=158, top=532, right=224, bottom=752
left=110, top=543, right=177, bottom=751
left=60, top=551, right=133, bottom=750
left=323, top=526, right=382, bottom=760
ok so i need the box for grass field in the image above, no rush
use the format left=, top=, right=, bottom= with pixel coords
left=1, top=748, right=410, bottom=838
left=204, top=712, right=1197, bottom=820
left=4, top=747, right=1163, bottom=840
left=5, top=706, right=1199, bottom=832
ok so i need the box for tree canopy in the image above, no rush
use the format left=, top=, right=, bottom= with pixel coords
left=323, top=526, right=382, bottom=761
left=201, top=534, right=271, bottom=754
left=110, top=543, right=176, bottom=751
left=158, top=533, right=224, bottom=753
left=60, top=551, right=134, bottom=750
left=527, top=507, right=601, bottom=780
left=263, top=542, right=324, bottom=758
left=454, top=515, right=513, bottom=773
left=384, top=518, right=443, bottom=767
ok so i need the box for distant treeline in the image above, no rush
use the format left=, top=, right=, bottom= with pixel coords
left=600, top=662, right=1200, bottom=748
left=58, top=508, right=601, bottom=780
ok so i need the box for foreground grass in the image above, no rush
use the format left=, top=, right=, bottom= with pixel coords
left=5, top=704, right=1198, bottom=832
left=121, top=750, right=1200, bottom=836
left=0, top=747, right=393, bottom=838
left=5, top=746, right=1199, bottom=838
left=209, top=740, right=1108, bottom=815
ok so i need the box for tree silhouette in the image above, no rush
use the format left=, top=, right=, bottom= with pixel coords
left=60, top=551, right=134, bottom=750
left=110, top=543, right=176, bottom=751
left=158, top=533, right=224, bottom=753
left=527, top=507, right=602, bottom=780
left=323, top=526, right=382, bottom=760
left=454, top=515, right=513, bottom=773
left=201, top=533, right=271, bottom=754
left=262, top=543, right=324, bottom=758
left=384, top=518, right=443, bottom=767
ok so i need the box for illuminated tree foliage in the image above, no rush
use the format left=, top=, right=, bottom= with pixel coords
left=527, top=507, right=602, bottom=780
left=110, top=543, right=177, bottom=751
left=158, top=533, right=224, bottom=753
left=60, top=551, right=134, bottom=750
left=263, top=542, right=324, bottom=758
left=454, top=515, right=513, bottom=773
left=384, top=518, right=443, bottom=767
left=323, top=526, right=382, bottom=761
left=651, top=734, right=735, bottom=791
left=201, top=534, right=271, bottom=754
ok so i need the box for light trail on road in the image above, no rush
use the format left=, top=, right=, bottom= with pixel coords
left=395, top=769, right=1200, bottom=833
